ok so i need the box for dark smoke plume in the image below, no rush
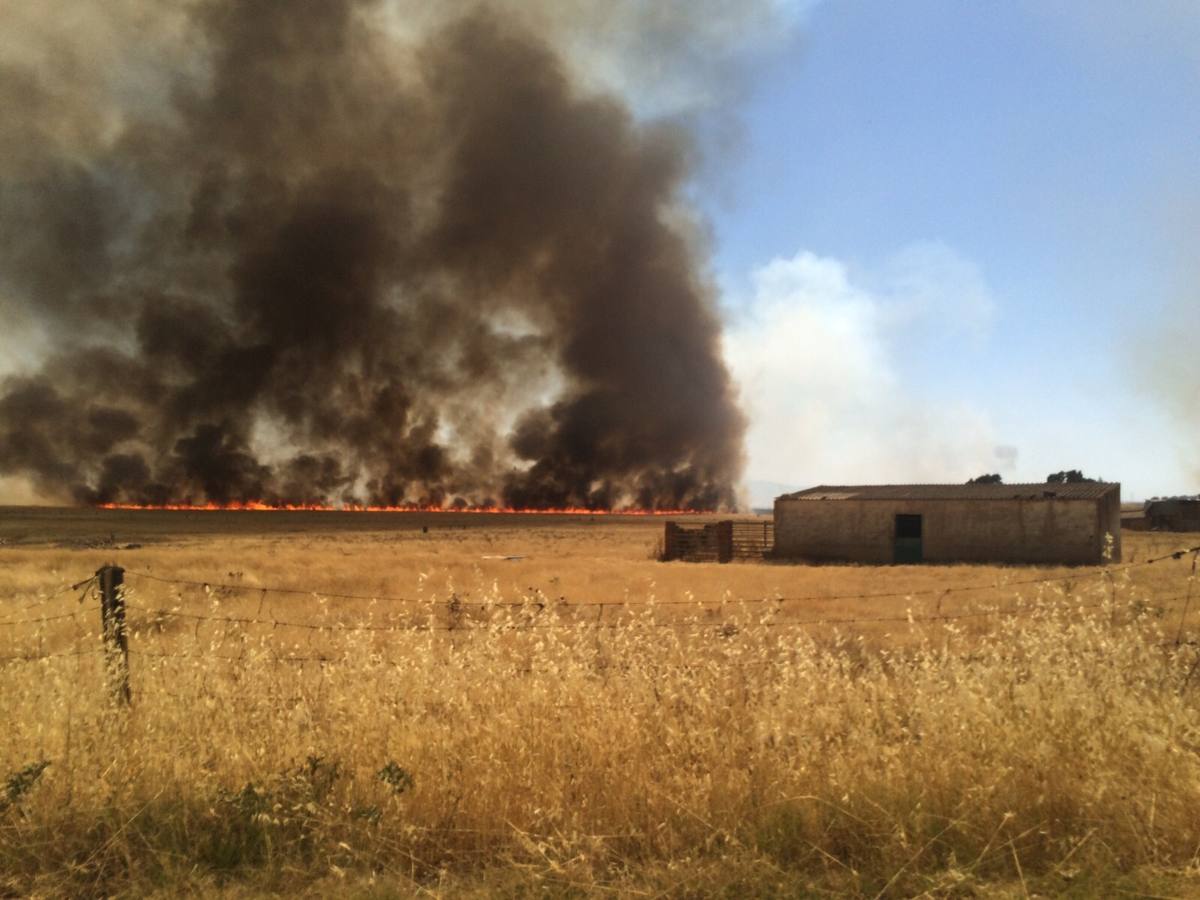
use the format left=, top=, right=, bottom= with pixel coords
left=0, top=0, right=746, bottom=509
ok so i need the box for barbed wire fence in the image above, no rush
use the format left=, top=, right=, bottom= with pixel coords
left=1, top=544, right=1197, bottom=704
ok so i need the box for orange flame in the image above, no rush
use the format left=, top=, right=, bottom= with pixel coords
left=95, top=501, right=708, bottom=515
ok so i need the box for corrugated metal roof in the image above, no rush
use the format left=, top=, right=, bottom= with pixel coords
left=778, top=483, right=1120, bottom=502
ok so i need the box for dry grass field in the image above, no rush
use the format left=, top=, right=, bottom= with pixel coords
left=2, top=508, right=1200, bottom=897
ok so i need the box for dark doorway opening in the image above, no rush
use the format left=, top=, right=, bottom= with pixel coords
left=894, top=514, right=923, bottom=563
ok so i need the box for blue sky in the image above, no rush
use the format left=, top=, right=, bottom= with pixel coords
left=706, top=1, right=1200, bottom=503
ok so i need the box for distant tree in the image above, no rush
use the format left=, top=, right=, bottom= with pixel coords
left=1046, top=470, right=1098, bottom=484
left=967, top=473, right=1003, bottom=484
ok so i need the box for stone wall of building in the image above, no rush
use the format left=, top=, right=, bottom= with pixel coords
left=1145, top=499, right=1200, bottom=532
left=774, top=493, right=1121, bottom=565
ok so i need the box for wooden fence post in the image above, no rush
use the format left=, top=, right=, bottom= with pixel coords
left=97, top=564, right=131, bottom=706
left=1175, top=550, right=1199, bottom=646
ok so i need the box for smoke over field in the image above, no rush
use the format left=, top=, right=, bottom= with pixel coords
left=0, top=0, right=751, bottom=509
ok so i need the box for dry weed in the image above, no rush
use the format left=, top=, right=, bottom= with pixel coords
left=1, top=520, right=1199, bottom=896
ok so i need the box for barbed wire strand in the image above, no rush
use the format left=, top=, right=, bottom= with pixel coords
left=0, top=609, right=88, bottom=628
left=2, top=545, right=1197, bottom=666
left=0, top=573, right=98, bottom=613
left=8, top=623, right=1193, bottom=670
left=114, top=592, right=1190, bottom=634
left=108, top=544, right=1200, bottom=610
left=0, top=646, right=104, bottom=663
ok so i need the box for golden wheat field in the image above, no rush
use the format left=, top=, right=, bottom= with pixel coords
left=2, top=508, right=1200, bottom=898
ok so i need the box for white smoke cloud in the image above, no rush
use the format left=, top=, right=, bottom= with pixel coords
left=873, top=240, right=995, bottom=337
left=725, top=244, right=1010, bottom=494
left=377, top=0, right=817, bottom=120
left=518, top=0, right=819, bottom=117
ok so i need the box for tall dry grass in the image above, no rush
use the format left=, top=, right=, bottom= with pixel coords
left=1, top=524, right=1199, bottom=896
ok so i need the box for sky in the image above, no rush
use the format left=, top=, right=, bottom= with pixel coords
left=709, top=1, right=1200, bottom=505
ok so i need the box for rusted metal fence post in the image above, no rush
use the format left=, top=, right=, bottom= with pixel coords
left=663, top=522, right=680, bottom=561
left=97, top=564, right=131, bottom=705
left=717, top=520, right=733, bottom=564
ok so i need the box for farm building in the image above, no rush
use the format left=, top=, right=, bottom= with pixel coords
left=774, top=483, right=1121, bottom=565
left=1143, top=498, right=1200, bottom=532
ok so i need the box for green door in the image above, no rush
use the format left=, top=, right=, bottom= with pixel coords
left=894, top=514, right=923, bottom=563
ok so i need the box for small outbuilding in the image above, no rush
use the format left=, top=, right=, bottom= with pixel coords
left=1143, top=498, right=1200, bottom=532
left=774, top=483, right=1121, bottom=565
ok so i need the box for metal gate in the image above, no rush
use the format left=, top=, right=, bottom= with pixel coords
left=662, top=521, right=774, bottom=563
